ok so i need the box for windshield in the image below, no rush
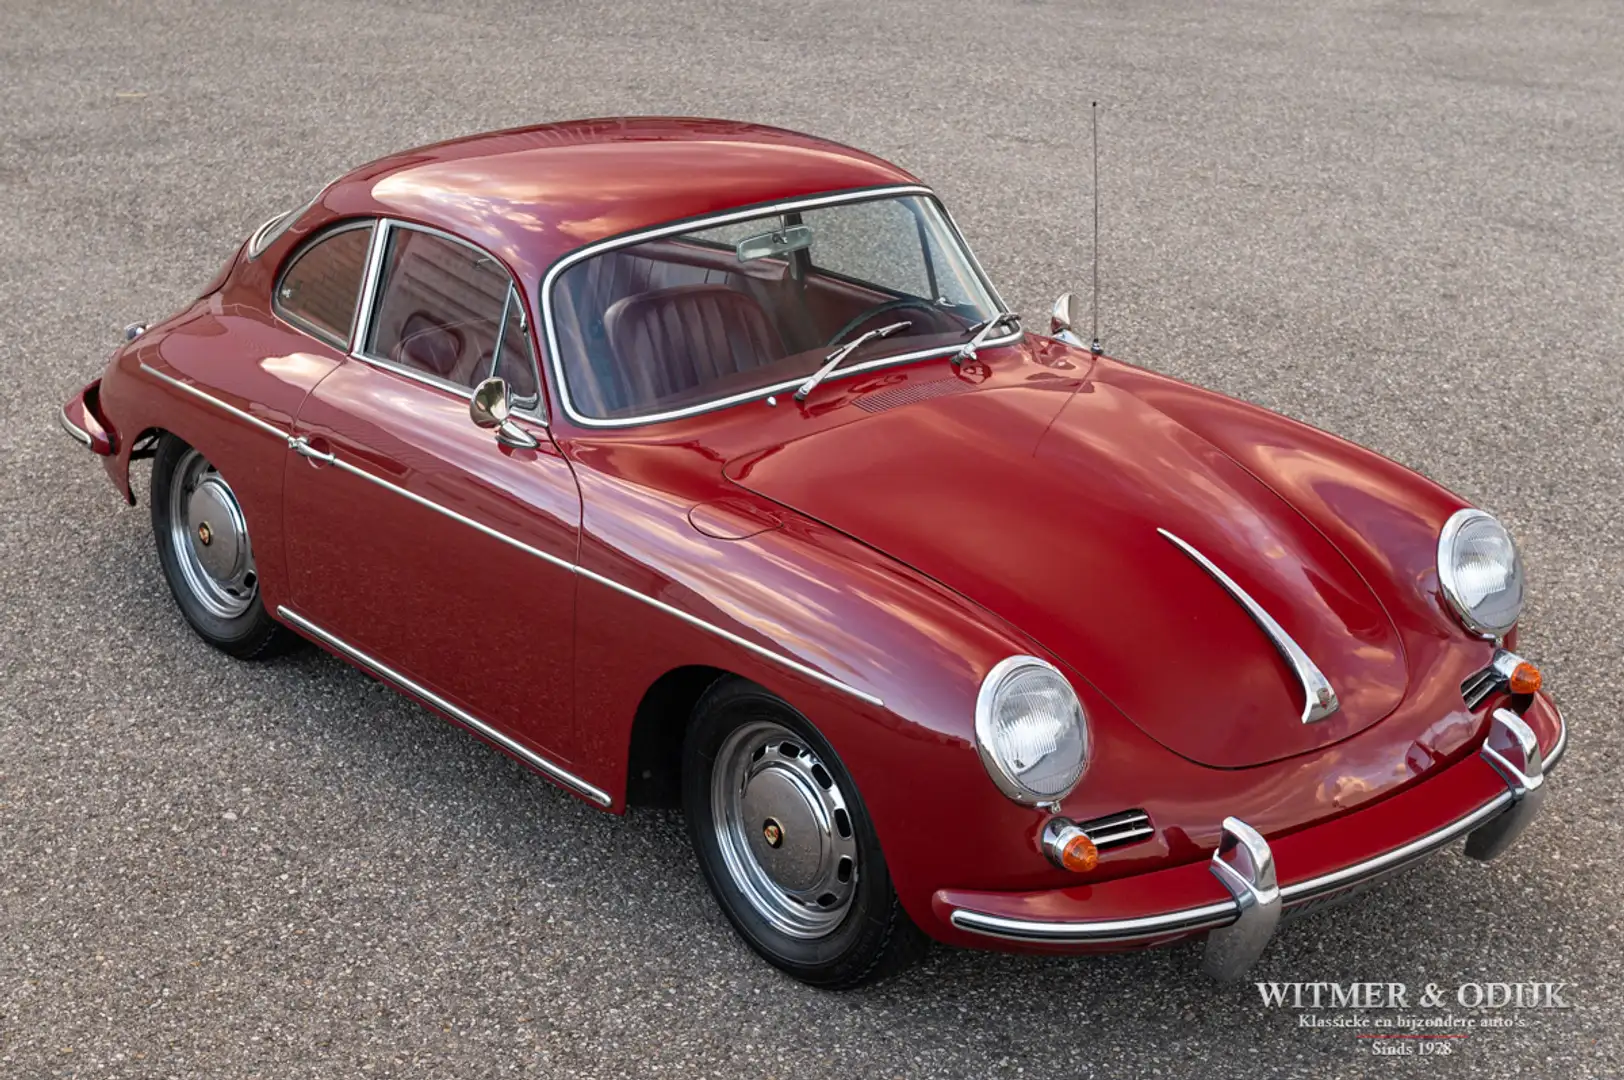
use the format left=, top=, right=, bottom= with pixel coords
left=549, top=194, right=1002, bottom=421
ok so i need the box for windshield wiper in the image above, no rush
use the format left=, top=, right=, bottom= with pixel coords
left=954, top=311, right=1021, bottom=364
left=794, top=320, right=913, bottom=401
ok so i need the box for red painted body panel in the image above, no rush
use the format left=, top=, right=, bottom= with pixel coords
left=930, top=695, right=1561, bottom=952
left=314, top=117, right=918, bottom=288
left=726, top=346, right=1409, bottom=767
left=282, top=362, right=583, bottom=768
left=95, top=292, right=346, bottom=616
left=68, top=119, right=1564, bottom=957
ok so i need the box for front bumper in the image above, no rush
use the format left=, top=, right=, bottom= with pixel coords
left=60, top=378, right=115, bottom=456
left=938, top=705, right=1565, bottom=979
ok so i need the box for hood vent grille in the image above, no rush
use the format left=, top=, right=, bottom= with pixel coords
left=1077, top=809, right=1154, bottom=850
left=853, top=377, right=972, bottom=414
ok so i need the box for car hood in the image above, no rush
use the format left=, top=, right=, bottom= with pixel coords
left=724, top=364, right=1409, bottom=768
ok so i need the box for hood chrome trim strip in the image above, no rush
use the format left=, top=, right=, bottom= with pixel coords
left=1157, top=528, right=1340, bottom=725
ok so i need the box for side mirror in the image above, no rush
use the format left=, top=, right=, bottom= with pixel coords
left=1050, top=293, right=1087, bottom=348
left=470, top=377, right=540, bottom=450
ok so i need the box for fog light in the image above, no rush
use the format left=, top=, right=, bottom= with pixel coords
left=1041, top=819, right=1099, bottom=873
left=1508, top=662, right=1542, bottom=695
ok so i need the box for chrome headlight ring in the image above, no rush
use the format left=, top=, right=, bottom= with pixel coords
left=973, top=655, right=1090, bottom=807
left=1437, top=508, right=1525, bottom=640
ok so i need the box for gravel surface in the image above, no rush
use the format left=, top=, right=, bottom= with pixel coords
left=3, top=1, right=1620, bottom=1076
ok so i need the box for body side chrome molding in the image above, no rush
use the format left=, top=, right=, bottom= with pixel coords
left=314, top=447, right=579, bottom=572
left=276, top=606, right=613, bottom=807
left=139, top=361, right=291, bottom=441
left=1157, top=528, right=1340, bottom=724
left=572, top=562, right=882, bottom=707
left=139, top=362, right=883, bottom=708
left=539, top=184, right=1020, bottom=429
left=306, top=450, right=881, bottom=706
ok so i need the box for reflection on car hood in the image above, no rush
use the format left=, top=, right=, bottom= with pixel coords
left=724, top=362, right=1408, bottom=768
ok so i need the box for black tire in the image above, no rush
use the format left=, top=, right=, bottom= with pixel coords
left=150, top=434, right=291, bottom=660
left=682, top=677, right=928, bottom=988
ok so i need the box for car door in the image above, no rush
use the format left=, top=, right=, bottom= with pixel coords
left=280, top=220, right=589, bottom=789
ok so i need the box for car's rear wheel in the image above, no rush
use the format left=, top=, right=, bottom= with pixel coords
left=682, top=677, right=927, bottom=988
left=151, top=434, right=290, bottom=659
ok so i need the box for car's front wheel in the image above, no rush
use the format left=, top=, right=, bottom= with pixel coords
left=682, top=677, right=927, bottom=988
left=150, top=434, right=290, bottom=659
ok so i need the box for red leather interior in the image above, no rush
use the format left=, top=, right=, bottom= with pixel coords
left=603, top=285, right=785, bottom=407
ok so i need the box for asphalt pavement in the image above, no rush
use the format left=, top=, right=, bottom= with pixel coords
left=3, top=1, right=1620, bottom=1076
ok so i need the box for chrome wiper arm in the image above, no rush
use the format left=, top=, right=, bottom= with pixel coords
left=954, top=311, right=1020, bottom=365
left=794, top=321, right=912, bottom=401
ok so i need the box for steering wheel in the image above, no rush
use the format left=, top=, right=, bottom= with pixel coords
left=823, top=298, right=958, bottom=348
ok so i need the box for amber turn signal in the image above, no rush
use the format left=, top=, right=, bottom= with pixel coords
left=1508, top=662, right=1542, bottom=695
left=1060, top=833, right=1099, bottom=872
left=1042, top=819, right=1101, bottom=873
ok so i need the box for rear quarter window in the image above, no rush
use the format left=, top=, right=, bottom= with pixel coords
left=273, top=223, right=374, bottom=347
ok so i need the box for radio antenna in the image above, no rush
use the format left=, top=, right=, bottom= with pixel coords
left=1090, top=101, right=1103, bottom=355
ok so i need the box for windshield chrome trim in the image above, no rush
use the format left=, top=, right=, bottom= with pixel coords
left=1157, top=528, right=1341, bottom=725
left=539, top=184, right=1017, bottom=429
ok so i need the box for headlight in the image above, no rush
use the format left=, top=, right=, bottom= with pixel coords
left=974, top=656, right=1089, bottom=805
left=1438, top=508, right=1524, bottom=638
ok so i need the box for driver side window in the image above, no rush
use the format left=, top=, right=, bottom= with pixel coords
left=363, top=226, right=512, bottom=390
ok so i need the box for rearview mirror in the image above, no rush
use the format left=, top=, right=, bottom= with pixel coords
left=736, top=224, right=813, bottom=262
left=470, top=377, right=540, bottom=450
left=1050, top=293, right=1086, bottom=347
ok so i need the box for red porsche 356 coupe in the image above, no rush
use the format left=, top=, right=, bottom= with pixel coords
left=61, top=117, right=1565, bottom=988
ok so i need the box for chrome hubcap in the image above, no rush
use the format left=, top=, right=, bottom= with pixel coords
left=168, top=449, right=256, bottom=619
left=711, top=721, right=859, bottom=939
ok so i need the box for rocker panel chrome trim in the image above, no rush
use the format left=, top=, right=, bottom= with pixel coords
left=276, top=606, right=613, bottom=807
left=1157, top=528, right=1340, bottom=724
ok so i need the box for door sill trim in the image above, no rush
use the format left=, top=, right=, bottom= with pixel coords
left=276, top=605, right=613, bottom=807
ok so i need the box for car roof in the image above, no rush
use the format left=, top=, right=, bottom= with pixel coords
left=316, top=117, right=922, bottom=283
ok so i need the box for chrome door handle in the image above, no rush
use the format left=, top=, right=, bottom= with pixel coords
left=288, top=435, right=336, bottom=464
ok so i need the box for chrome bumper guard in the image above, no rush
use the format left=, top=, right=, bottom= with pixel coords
left=950, top=708, right=1560, bottom=980
left=1463, top=708, right=1546, bottom=861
